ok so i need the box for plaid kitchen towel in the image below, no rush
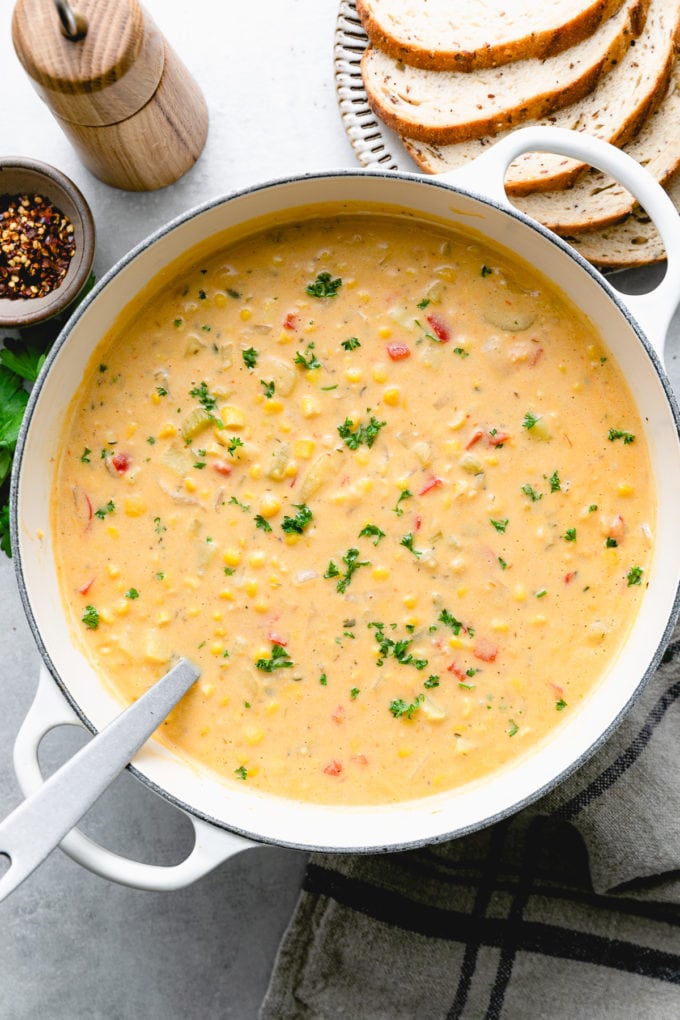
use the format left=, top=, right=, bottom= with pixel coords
left=260, top=621, right=680, bottom=1019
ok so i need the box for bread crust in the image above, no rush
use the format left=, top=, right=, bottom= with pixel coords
left=356, top=0, right=628, bottom=71
left=361, top=0, right=648, bottom=145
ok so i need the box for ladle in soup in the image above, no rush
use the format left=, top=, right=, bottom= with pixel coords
left=0, top=657, right=199, bottom=901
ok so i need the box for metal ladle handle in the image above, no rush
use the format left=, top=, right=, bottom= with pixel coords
left=53, top=0, right=88, bottom=40
left=0, top=657, right=200, bottom=902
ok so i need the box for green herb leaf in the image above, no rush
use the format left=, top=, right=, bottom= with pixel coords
left=608, top=428, right=635, bottom=445
left=306, top=271, right=342, bottom=298
left=242, top=347, right=258, bottom=369
left=281, top=503, right=313, bottom=534
left=358, top=523, right=385, bottom=546
left=81, top=605, right=100, bottom=630
left=256, top=644, right=293, bottom=672
left=337, top=415, right=386, bottom=450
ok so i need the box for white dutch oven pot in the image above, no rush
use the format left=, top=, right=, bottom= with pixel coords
left=9, top=128, right=680, bottom=890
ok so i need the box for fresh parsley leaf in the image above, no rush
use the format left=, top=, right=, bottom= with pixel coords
left=0, top=336, right=47, bottom=381
left=324, top=547, right=369, bottom=593
left=358, top=523, right=385, bottom=546
left=337, top=415, right=386, bottom=450
left=255, top=514, right=273, bottom=533
left=281, top=503, right=313, bottom=534
left=341, top=336, right=361, bottom=351
left=608, top=427, right=636, bottom=445
left=627, top=565, right=643, bottom=586
left=256, top=644, right=293, bottom=672
left=389, top=693, right=424, bottom=719
left=260, top=379, right=275, bottom=399
left=306, top=272, right=342, bottom=298
left=81, top=605, right=100, bottom=630
left=242, top=347, right=258, bottom=369
left=294, top=342, right=321, bottom=370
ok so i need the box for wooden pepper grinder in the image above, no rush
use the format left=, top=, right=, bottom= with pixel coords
left=12, top=0, right=209, bottom=191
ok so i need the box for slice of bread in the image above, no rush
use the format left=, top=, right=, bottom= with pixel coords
left=401, top=0, right=675, bottom=194
left=356, top=0, right=627, bottom=72
left=563, top=176, right=679, bottom=267
left=509, top=66, right=680, bottom=233
left=362, top=0, right=647, bottom=145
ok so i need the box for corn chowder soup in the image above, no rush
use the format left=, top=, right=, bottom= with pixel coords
left=52, top=211, right=653, bottom=806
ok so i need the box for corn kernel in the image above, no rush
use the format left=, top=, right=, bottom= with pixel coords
left=107, top=564, right=120, bottom=579
left=617, top=482, right=634, bottom=497
left=354, top=448, right=370, bottom=466
left=201, top=683, right=216, bottom=697
left=219, top=696, right=230, bottom=707
left=240, top=308, right=252, bottom=321
left=115, top=600, right=129, bottom=616
left=491, top=619, right=509, bottom=633
left=378, top=325, right=392, bottom=339
left=126, top=423, right=138, bottom=439
left=212, top=610, right=223, bottom=621
left=448, top=411, right=467, bottom=431
left=345, top=367, right=363, bottom=383
left=279, top=418, right=293, bottom=433
left=248, top=463, right=263, bottom=480
left=382, top=386, right=400, bottom=406
left=294, top=438, right=315, bottom=459
left=187, top=606, right=200, bottom=618
left=158, top=423, right=177, bottom=439
left=263, top=398, right=284, bottom=415
left=372, top=363, right=388, bottom=383
left=300, top=395, right=321, bottom=418
left=184, top=576, right=200, bottom=590
left=199, top=727, right=210, bottom=737
left=124, top=494, right=147, bottom=517
left=284, top=461, right=298, bottom=478
left=219, top=589, right=234, bottom=601
left=151, top=390, right=161, bottom=406
left=220, top=405, right=246, bottom=429
left=248, top=551, right=266, bottom=568
left=357, top=477, right=373, bottom=493
left=258, top=493, right=281, bottom=519
left=397, top=747, right=412, bottom=758
left=156, top=611, right=171, bottom=626
left=372, top=565, right=389, bottom=581
left=99, top=608, right=113, bottom=625
left=531, top=614, right=548, bottom=626
left=513, top=585, right=527, bottom=602
left=106, top=525, right=119, bottom=540
left=265, top=700, right=279, bottom=715
left=245, top=579, right=258, bottom=596
left=244, top=725, right=264, bottom=745
left=223, top=548, right=242, bottom=566
left=254, top=600, right=269, bottom=613
left=403, top=594, right=417, bottom=609
left=214, top=293, right=227, bottom=308
left=284, top=533, right=300, bottom=546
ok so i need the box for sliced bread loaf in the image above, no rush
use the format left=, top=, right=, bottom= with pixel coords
left=361, top=0, right=647, bottom=145
left=510, top=67, right=680, bottom=234
left=355, top=0, right=627, bottom=72
left=401, top=0, right=676, bottom=193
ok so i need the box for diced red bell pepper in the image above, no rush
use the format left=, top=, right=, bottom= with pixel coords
left=323, top=760, right=343, bottom=776
left=78, top=578, right=95, bottom=596
left=419, top=476, right=443, bottom=496
left=386, top=341, right=411, bottom=360
left=426, top=312, right=450, bottom=342
left=473, top=637, right=498, bottom=662
left=111, top=452, right=130, bottom=473
left=283, top=312, right=299, bottom=331
left=212, top=461, right=233, bottom=476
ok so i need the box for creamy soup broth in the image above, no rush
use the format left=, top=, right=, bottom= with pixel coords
left=52, top=210, right=654, bottom=805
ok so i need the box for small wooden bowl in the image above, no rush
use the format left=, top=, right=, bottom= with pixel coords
left=0, top=158, right=95, bottom=328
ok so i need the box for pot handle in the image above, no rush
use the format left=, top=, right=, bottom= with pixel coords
left=437, top=126, right=680, bottom=359
left=11, top=666, right=256, bottom=891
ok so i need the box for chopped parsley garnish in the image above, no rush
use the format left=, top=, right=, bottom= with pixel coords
left=260, top=379, right=276, bottom=399
left=521, top=483, right=542, bottom=502
left=453, top=347, right=469, bottom=358
left=548, top=470, right=561, bottom=492
left=306, top=271, right=342, bottom=298
left=417, top=298, right=430, bottom=309
left=350, top=687, right=360, bottom=700
left=535, top=588, right=548, bottom=598
left=522, top=412, right=539, bottom=430
left=424, top=675, right=440, bottom=689
left=393, top=489, right=412, bottom=516
left=498, top=556, right=508, bottom=570
left=627, top=565, right=643, bottom=586
left=400, top=532, right=422, bottom=558
left=507, top=720, right=519, bottom=737
left=242, top=347, right=258, bottom=369
left=481, top=265, right=493, bottom=277
left=324, top=547, right=369, bottom=593
left=80, top=448, right=91, bottom=463
left=437, top=609, right=473, bottom=637
left=156, top=386, right=168, bottom=397
left=256, top=644, right=293, bottom=672
left=81, top=605, right=100, bottom=630
left=125, top=588, right=140, bottom=599
left=227, top=436, right=244, bottom=456
left=358, top=523, right=385, bottom=546
left=606, top=537, right=618, bottom=548
left=556, top=699, right=568, bottom=711
left=341, top=336, right=361, bottom=351
left=281, top=503, right=313, bottom=534
left=228, top=495, right=251, bottom=513
left=294, top=342, right=321, bottom=370
left=154, top=516, right=166, bottom=534
left=189, top=380, right=217, bottom=412
left=234, top=765, right=248, bottom=781
left=337, top=415, right=386, bottom=450
left=319, top=673, right=328, bottom=686
left=389, top=693, right=424, bottom=719
left=255, top=514, right=273, bottom=533
left=227, top=288, right=241, bottom=299
left=564, top=528, right=577, bottom=542
left=490, top=517, right=509, bottom=533
left=94, top=499, right=115, bottom=520
left=608, top=428, right=636, bottom=445
left=369, top=621, right=428, bottom=670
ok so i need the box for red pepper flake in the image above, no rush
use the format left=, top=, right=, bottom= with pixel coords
left=323, top=760, right=343, bottom=776
left=447, top=661, right=467, bottom=680
left=0, top=193, right=76, bottom=299
left=564, top=571, right=576, bottom=585
left=465, top=427, right=484, bottom=449
left=488, top=430, right=511, bottom=447
left=386, top=341, right=411, bottom=360
left=426, top=312, right=450, bottom=342
left=77, top=578, right=95, bottom=595
left=212, top=460, right=233, bottom=476
left=111, top=452, right=131, bottom=473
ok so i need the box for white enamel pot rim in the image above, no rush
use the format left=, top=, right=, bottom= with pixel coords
left=10, top=127, right=680, bottom=891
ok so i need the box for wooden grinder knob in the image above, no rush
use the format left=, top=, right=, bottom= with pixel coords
left=12, top=0, right=209, bottom=191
